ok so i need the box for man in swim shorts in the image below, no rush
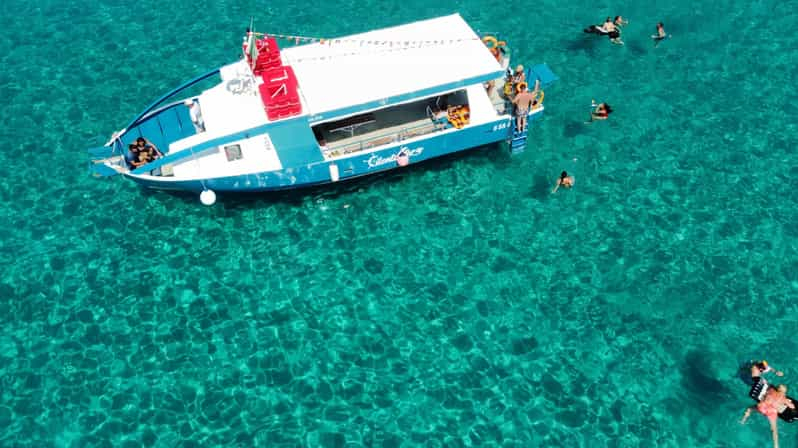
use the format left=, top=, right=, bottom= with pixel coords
left=512, top=79, right=539, bottom=131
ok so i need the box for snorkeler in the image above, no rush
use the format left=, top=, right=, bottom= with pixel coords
left=652, top=22, right=671, bottom=47
left=552, top=171, right=574, bottom=193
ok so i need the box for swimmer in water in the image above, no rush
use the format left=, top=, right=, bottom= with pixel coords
left=741, top=386, right=792, bottom=448
left=652, top=22, right=670, bottom=47
left=588, top=101, right=613, bottom=122
left=772, top=385, right=798, bottom=423
left=607, top=17, right=624, bottom=45
left=747, top=360, right=785, bottom=404
left=752, top=360, right=785, bottom=380
left=552, top=171, right=574, bottom=193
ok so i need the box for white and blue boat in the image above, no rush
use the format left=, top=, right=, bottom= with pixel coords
left=89, top=14, right=557, bottom=204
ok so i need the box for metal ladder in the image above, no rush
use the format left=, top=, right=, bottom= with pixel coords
left=509, top=124, right=528, bottom=154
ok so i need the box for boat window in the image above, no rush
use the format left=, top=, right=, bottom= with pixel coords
left=311, top=90, right=469, bottom=158
left=224, top=144, right=243, bottom=161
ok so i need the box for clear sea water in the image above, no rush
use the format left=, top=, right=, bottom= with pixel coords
left=1, top=0, right=797, bottom=446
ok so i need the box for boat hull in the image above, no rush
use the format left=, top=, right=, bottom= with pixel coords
left=127, top=114, right=540, bottom=193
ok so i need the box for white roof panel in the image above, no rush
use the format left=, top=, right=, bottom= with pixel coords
left=280, top=14, right=503, bottom=119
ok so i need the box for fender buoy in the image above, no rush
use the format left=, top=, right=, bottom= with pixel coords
left=497, top=40, right=507, bottom=48
left=482, top=36, right=498, bottom=48
left=397, top=152, right=409, bottom=167
left=200, top=189, right=216, bottom=206
left=516, top=81, right=528, bottom=94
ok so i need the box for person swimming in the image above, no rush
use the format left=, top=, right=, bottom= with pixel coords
left=772, top=385, right=798, bottom=423
left=584, top=17, right=612, bottom=35
left=552, top=171, right=574, bottom=193
left=588, top=101, right=613, bottom=122
left=584, top=17, right=623, bottom=44
left=743, top=360, right=784, bottom=401
left=652, top=22, right=670, bottom=46
left=741, top=386, right=794, bottom=448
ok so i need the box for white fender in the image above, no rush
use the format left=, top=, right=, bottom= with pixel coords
left=329, top=164, right=340, bottom=182
left=200, top=189, right=217, bottom=206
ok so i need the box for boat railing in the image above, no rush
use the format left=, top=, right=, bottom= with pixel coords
left=324, top=119, right=444, bottom=158
left=119, top=67, right=221, bottom=138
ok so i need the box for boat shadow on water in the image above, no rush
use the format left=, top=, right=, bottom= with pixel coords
left=149, top=143, right=505, bottom=208
left=679, top=350, right=736, bottom=413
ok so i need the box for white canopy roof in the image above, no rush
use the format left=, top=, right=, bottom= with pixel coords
left=280, top=14, right=503, bottom=120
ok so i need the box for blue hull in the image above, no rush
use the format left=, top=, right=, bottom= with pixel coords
left=128, top=113, right=541, bottom=193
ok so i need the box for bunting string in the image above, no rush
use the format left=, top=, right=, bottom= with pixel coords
left=250, top=31, right=481, bottom=48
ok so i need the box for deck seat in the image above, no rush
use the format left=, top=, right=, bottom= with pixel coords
left=257, top=63, right=302, bottom=120
left=255, top=37, right=279, bottom=55
left=253, top=54, right=282, bottom=75
left=259, top=83, right=299, bottom=104
left=260, top=66, right=298, bottom=89
left=252, top=37, right=282, bottom=74
left=266, top=105, right=302, bottom=120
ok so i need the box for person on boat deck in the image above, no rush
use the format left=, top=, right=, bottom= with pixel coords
left=589, top=102, right=613, bottom=121
left=135, top=137, right=163, bottom=161
left=552, top=171, right=574, bottom=193
left=511, top=65, right=526, bottom=92
left=653, top=22, right=670, bottom=47
left=484, top=80, right=505, bottom=113
left=185, top=99, right=205, bottom=132
left=741, top=386, right=794, bottom=448
left=512, top=79, right=539, bottom=131
left=125, top=144, right=143, bottom=169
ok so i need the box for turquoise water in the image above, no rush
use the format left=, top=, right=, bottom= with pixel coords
left=2, top=0, right=797, bottom=446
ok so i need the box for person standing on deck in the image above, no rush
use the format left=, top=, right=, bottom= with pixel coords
left=512, top=79, right=539, bottom=131
left=185, top=99, right=205, bottom=132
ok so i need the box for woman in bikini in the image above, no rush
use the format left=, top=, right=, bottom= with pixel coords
left=552, top=171, right=574, bottom=193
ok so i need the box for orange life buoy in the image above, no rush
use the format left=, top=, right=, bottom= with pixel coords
left=516, top=81, right=528, bottom=94
left=482, top=36, right=498, bottom=48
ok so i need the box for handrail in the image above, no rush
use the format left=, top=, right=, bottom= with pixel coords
left=124, top=67, right=221, bottom=131
left=327, top=118, right=444, bottom=155
left=129, top=99, right=193, bottom=134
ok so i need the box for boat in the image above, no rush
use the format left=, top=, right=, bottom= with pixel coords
left=88, top=14, right=557, bottom=204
